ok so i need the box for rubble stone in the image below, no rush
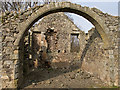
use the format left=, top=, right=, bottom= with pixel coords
left=0, top=2, right=118, bottom=89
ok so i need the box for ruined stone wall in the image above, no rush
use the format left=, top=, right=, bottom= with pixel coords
left=31, top=10, right=118, bottom=86
left=0, top=5, right=43, bottom=88
left=32, top=12, right=85, bottom=69
left=87, top=8, right=118, bottom=86
left=82, top=28, right=110, bottom=84
left=0, top=3, right=118, bottom=88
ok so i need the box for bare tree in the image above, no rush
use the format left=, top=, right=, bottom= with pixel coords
left=0, top=1, right=36, bottom=12
left=0, top=0, right=69, bottom=12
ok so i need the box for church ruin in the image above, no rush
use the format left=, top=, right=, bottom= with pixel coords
left=0, top=2, right=119, bottom=89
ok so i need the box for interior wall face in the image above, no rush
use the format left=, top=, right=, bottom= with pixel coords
left=31, top=12, right=84, bottom=69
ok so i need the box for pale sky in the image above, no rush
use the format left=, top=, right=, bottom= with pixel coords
left=66, top=0, right=119, bottom=33
left=69, top=0, right=119, bottom=2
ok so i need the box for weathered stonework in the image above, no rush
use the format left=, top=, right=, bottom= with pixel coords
left=30, top=12, right=85, bottom=69
left=0, top=2, right=119, bottom=89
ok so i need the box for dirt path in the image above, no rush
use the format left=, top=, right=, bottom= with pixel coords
left=20, top=67, right=108, bottom=89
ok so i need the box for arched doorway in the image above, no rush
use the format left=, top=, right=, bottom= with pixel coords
left=14, top=2, right=111, bottom=87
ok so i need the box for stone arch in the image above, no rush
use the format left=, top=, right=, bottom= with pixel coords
left=15, top=2, right=111, bottom=48
left=13, top=2, right=112, bottom=87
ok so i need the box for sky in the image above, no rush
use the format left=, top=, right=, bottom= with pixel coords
left=69, top=0, right=119, bottom=2
left=66, top=0, right=119, bottom=33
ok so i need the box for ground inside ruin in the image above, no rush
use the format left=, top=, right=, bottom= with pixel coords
left=20, top=66, right=110, bottom=89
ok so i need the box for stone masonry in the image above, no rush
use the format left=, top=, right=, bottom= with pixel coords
left=30, top=12, right=85, bottom=69
left=0, top=2, right=119, bottom=89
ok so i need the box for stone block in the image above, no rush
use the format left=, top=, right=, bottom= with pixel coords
left=4, top=60, right=13, bottom=65
left=6, top=48, right=13, bottom=55
left=13, top=45, right=19, bottom=50
left=7, top=42, right=13, bottom=47
left=1, top=75, right=9, bottom=80
left=109, top=50, right=113, bottom=55
left=5, top=37, right=14, bottom=42
left=10, top=54, right=19, bottom=60
left=14, top=50, right=18, bottom=54
left=14, top=60, right=19, bottom=65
